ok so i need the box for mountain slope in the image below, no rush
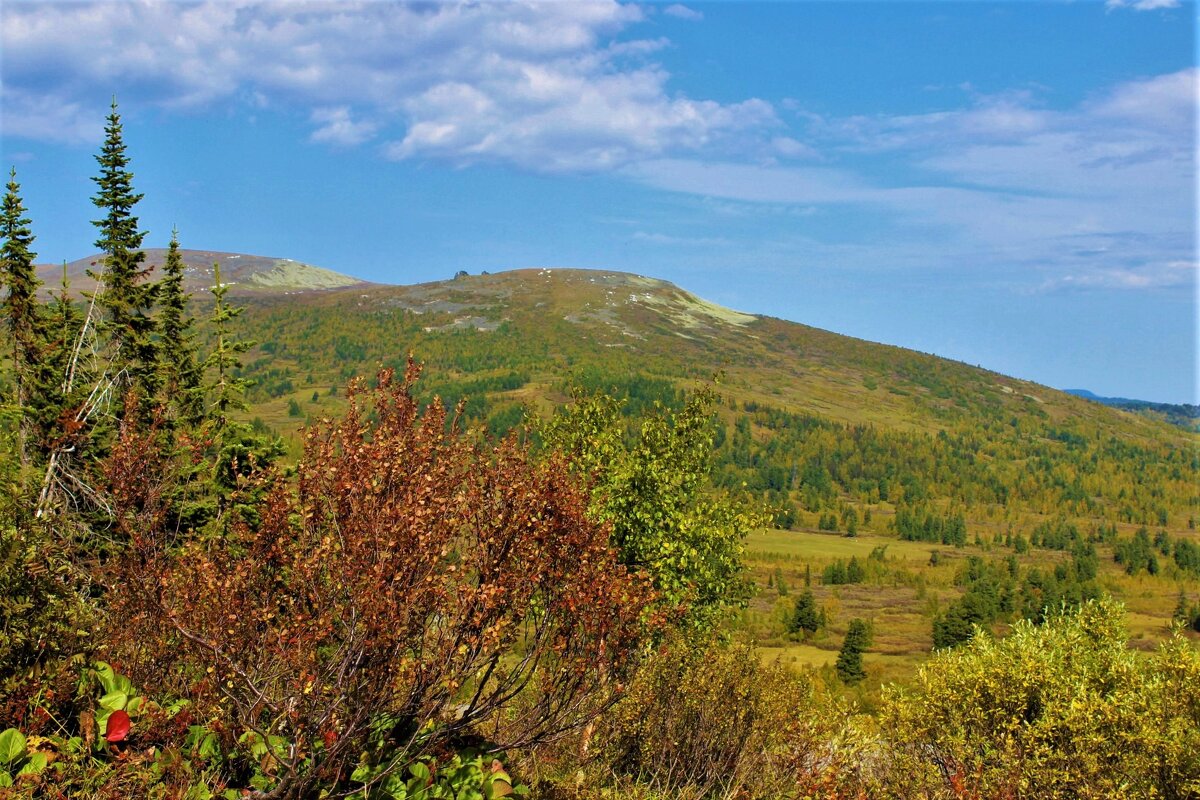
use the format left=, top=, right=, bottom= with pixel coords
left=36, top=248, right=365, bottom=296
left=233, top=265, right=1193, bottom=444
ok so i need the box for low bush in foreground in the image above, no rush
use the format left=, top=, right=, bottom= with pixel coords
left=877, top=598, right=1200, bottom=799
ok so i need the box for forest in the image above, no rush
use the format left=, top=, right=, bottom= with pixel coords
left=1, top=105, right=1199, bottom=799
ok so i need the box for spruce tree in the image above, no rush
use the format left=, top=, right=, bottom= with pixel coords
left=836, top=618, right=870, bottom=684
left=789, top=589, right=821, bottom=638
left=204, top=262, right=251, bottom=431
left=157, top=231, right=204, bottom=428
left=201, top=263, right=281, bottom=527
left=90, top=99, right=159, bottom=409
left=0, top=168, right=43, bottom=473
left=43, top=263, right=86, bottom=411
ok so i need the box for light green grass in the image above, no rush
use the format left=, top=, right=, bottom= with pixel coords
left=746, top=528, right=945, bottom=564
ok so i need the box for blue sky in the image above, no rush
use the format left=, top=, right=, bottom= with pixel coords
left=2, top=1, right=1195, bottom=402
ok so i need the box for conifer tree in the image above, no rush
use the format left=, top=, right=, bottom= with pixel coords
left=789, top=589, right=821, bottom=638
left=90, top=99, right=158, bottom=408
left=28, top=266, right=83, bottom=462
left=201, top=263, right=281, bottom=525
left=157, top=231, right=204, bottom=428
left=43, top=263, right=86, bottom=407
left=836, top=618, right=871, bottom=684
left=204, top=263, right=251, bottom=431
left=0, top=168, right=43, bottom=473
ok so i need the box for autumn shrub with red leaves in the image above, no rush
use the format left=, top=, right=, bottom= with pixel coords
left=105, top=362, right=656, bottom=799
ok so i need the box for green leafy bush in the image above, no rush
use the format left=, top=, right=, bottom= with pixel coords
left=879, top=598, right=1200, bottom=799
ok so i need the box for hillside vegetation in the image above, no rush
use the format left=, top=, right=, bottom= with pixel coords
left=1, top=104, right=1197, bottom=799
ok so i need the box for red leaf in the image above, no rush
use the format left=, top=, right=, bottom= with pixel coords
left=105, top=710, right=131, bottom=743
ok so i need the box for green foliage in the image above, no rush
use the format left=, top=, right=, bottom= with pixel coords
left=157, top=231, right=205, bottom=428
left=835, top=619, right=870, bottom=684
left=823, top=556, right=865, bottom=585
left=351, top=750, right=529, bottom=800
left=0, top=168, right=44, bottom=479
left=932, top=550, right=1101, bottom=649
left=1115, top=526, right=1161, bottom=576
left=773, top=565, right=788, bottom=596
left=882, top=598, right=1200, bottom=799
left=90, top=99, right=160, bottom=407
left=893, top=505, right=967, bottom=546
left=203, top=262, right=254, bottom=428
left=0, top=727, right=48, bottom=787
left=0, top=523, right=89, bottom=692
left=788, top=589, right=822, bottom=638
left=538, top=386, right=767, bottom=638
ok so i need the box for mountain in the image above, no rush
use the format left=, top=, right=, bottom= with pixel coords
left=1066, top=389, right=1200, bottom=431
left=35, top=248, right=365, bottom=296
left=227, top=264, right=1189, bottom=440
left=42, top=251, right=1192, bottom=454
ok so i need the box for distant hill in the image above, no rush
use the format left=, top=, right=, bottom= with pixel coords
left=35, top=249, right=365, bottom=296
left=1066, top=389, right=1200, bottom=431
left=42, top=252, right=1192, bottom=449
left=216, top=263, right=1195, bottom=453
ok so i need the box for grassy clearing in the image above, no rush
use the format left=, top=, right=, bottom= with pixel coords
left=746, top=528, right=941, bottom=564
left=742, top=525, right=1200, bottom=690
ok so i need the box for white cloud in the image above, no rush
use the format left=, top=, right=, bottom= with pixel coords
left=1, top=1, right=778, bottom=170
left=630, top=70, right=1195, bottom=292
left=310, top=106, right=378, bottom=146
left=0, top=84, right=100, bottom=143
left=770, top=136, right=820, bottom=159
left=632, top=231, right=731, bottom=247
left=663, top=4, right=704, bottom=21
left=1088, top=67, right=1197, bottom=129
left=1105, top=0, right=1181, bottom=11
left=1042, top=260, right=1196, bottom=291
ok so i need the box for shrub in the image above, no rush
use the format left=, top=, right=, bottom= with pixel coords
left=879, top=598, right=1200, bottom=799
left=595, top=635, right=860, bottom=799
left=105, top=363, right=655, bottom=799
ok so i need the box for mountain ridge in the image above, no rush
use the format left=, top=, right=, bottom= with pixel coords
left=35, top=249, right=1196, bottom=446
left=1066, top=389, right=1199, bottom=431
left=35, top=248, right=366, bottom=296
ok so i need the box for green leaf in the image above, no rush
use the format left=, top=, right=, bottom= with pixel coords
left=98, top=691, right=129, bottom=712
left=183, top=782, right=212, bottom=800
left=0, top=729, right=26, bottom=766
left=93, top=662, right=119, bottom=695
left=17, top=751, right=47, bottom=776
left=0, top=771, right=12, bottom=788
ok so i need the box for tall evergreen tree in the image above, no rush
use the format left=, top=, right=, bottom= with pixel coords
left=836, top=618, right=871, bottom=684
left=204, top=262, right=251, bottom=431
left=90, top=99, right=159, bottom=408
left=157, top=231, right=204, bottom=428
left=0, top=168, right=44, bottom=473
